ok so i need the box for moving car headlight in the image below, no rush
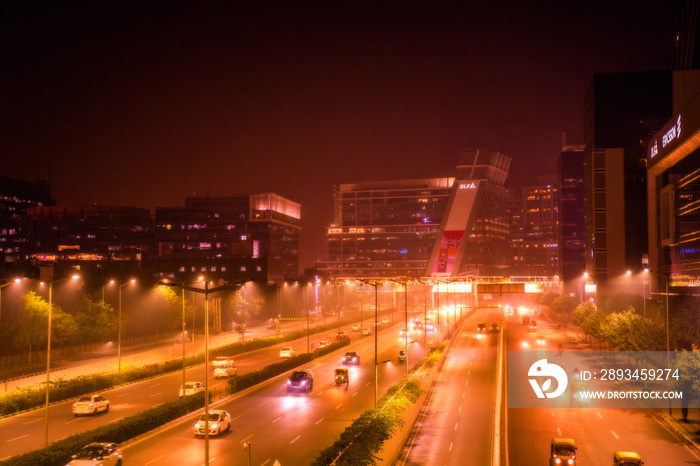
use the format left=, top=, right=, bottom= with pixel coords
left=301, top=380, right=306, bottom=385
left=554, top=459, right=561, bottom=464
left=211, top=423, right=218, bottom=429
left=568, top=459, right=574, bottom=465
left=521, top=341, right=529, bottom=348
left=195, top=422, right=201, bottom=428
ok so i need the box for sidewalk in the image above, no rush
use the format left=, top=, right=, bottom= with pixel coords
left=559, top=320, right=700, bottom=452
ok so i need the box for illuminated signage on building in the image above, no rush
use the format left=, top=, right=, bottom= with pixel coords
left=651, top=115, right=682, bottom=159
left=459, top=182, right=476, bottom=189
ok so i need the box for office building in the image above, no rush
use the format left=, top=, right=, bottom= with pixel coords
left=558, top=140, right=586, bottom=299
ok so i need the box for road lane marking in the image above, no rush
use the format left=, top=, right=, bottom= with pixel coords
left=240, top=434, right=254, bottom=443
left=597, top=412, right=603, bottom=419
left=335, top=404, right=342, bottom=409
left=462, top=393, right=466, bottom=399
left=149, top=383, right=161, bottom=387
left=116, top=393, right=130, bottom=397
left=557, top=428, right=562, bottom=436
left=149, top=392, right=162, bottom=397
left=365, top=382, right=370, bottom=386
left=145, top=455, right=164, bottom=465
left=459, top=407, right=462, bottom=413
left=65, top=418, right=82, bottom=424
left=111, top=416, right=124, bottom=423
left=550, top=410, right=555, bottom=417
left=232, top=415, right=242, bottom=421
left=352, top=392, right=358, bottom=396
left=685, top=445, right=700, bottom=460
left=259, top=401, right=269, bottom=406
left=449, top=442, right=453, bottom=451
left=6, top=434, right=29, bottom=443
left=260, top=460, right=270, bottom=466
left=315, top=418, right=324, bottom=425
left=454, top=422, right=458, bottom=431
left=611, top=430, right=619, bottom=439
left=465, top=381, right=468, bottom=387
left=271, top=416, right=281, bottom=423
left=290, top=435, right=301, bottom=444
left=316, top=390, right=324, bottom=396
left=22, top=418, right=42, bottom=425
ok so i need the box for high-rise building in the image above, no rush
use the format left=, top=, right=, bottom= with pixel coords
left=151, top=194, right=301, bottom=285
left=558, top=139, right=586, bottom=299
left=0, top=176, right=54, bottom=275
left=583, top=71, right=674, bottom=297
left=316, top=150, right=511, bottom=279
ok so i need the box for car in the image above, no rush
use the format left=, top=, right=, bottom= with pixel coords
left=399, top=328, right=409, bottom=338
left=334, top=367, right=349, bottom=386
left=612, top=451, right=643, bottom=466
left=490, top=322, right=500, bottom=333
left=361, top=327, right=372, bottom=336
left=179, top=381, right=205, bottom=397
left=549, top=438, right=577, bottom=466
left=522, top=315, right=530, bottom=325
left=529, top=320, right=538, bottom=332
left=214, top=364, right=237, bottom=378
left=425, top=320, right=434, bottom=331
left=336, top=330, right=349, bottom=340
left=212, top=356, right=235, bottom=369
left=351, top=323, right=361, bottom=331
left=381, top=316, right=390, bottom=324
left=536, top=335, right=546, bottom=345
left=317, top=340, right=331, bottom=348
left=287, top=369, right=314, bottom=392
left=266, top=319, right=277, bottom=329
left=342, top=351, right=361, bottom=365
left=72, top=395, right=110, bottom=416
left=477, top=322, right=487, bottom=333
left=279, top=346, right=295, bottom=358
left=398, top=350, right=407, bottom=363
left=414, top=320, right=423, bottom=330
left=194, top=409, right=231, bottom=437
left=67, top=442, right=122, bottom=466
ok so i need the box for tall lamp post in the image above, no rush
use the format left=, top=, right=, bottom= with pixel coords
left=645, top=268, right=671, bottom=415
left=117, top=279, right=136, bottom=374
left=391, top=279, right=409, bottom=378
left=358, top=278, right=380, bottom=407
left=40, top=269, right=79, bottom=446
left=159, top=279, right=189, bottom=397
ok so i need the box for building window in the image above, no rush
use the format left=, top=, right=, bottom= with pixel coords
left=180, top=267, right=185, bottom=272
left=210, top=267, right=216, bottom=272
left=256, top=266, right=262, bottom=272
left=221, top=266, right=227, bottom=272
left=240, top=266, right=247, bottom=272
left=201, top=267, right=206, bottom=272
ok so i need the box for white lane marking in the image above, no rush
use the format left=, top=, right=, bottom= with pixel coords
left=231, top=415, right=242, bottom=421
left=352, top=392, right=358, bottom=396
left=550, top=410, right=555, bottom=417
left=459, top=407, right=462, bottom=413
left=240, top=434, right=254, bottom=443
left=149, top=392, right=162, bottom=397
left=462, top=393, right=466, bottom=399
left=597, top=412, right=603, bottom=419
left=260, top=460, right=270, bottom=466
left=449, top=442, right=453, bottom=451
left=685, top=444, right=700, bottom=460
left=145, top=455, right=164, bottom=465
left=316, top=390, right=324, bottom=396
left=259, top=400, right=269, bottom=406
left=6, top=434, right=29, bottom=443
left=290, top=435, right=301, bottom=444
left=465, top=381, right=469, bottom=387
left=315, top=418, right=324, bottom=425
left=365, top=382, right=370, bottom=387
left=65, top=418, right=82, bottom=424
left=22, top=418, right=42, bottom=425
left=116, top=393, right=130, bottom=398
left=111, top=416, right=124, bottom=423
left=335, top=404, right=343, bottom=409
left=557, top=428, right=562, bottom=436
left=271, top=416, right=281, bottom=423
left=454, top=422, right=458, bottom=431
left=149, top=383, right=161, bottom=388
left=611, top=430, right=619, bottom=439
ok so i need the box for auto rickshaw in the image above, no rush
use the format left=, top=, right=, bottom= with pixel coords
left=613, top=451, right=643, bottom=465
left=335, top=367, right=349, bottom=386
left=398, top=350, right=407, bottom=363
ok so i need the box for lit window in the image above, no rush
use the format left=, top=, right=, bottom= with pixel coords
left=211, top=267, right=216, bottom=272
left=240, top=266, right=247, bottom=272
left=221, top=266, right=226, bottom=272
left=180, top=267, right=185, bottom=272
left=241, top=235, right=247, bottom=241
left=256, top=266, right=262, bottom=272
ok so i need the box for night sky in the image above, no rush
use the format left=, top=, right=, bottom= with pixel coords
left=1, top=1, right=681, bottom=270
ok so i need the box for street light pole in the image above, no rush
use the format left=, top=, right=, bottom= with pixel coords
left=391, top=279, right=409, bottom=379
left=646, top=268, right=671, bottom=415
left=117, top=279, right=136, bottom=374
left=358, top=278, right=380, bottom=408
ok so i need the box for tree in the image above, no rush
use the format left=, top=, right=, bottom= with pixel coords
left=73, top=297, right=117, bottom=343
left=673, top=348, right=700, bottom=422
left=550, top=296, right=578, bottom=326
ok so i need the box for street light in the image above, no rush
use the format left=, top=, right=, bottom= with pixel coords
left=40, top=269, right=79, bottom=446
left=390, top=279, right=409, bottom=379
left=117, top=279, right=136, bottom=374
left=159, top=279, right=189, bottom=398
left=0, top=278, right=20, bottom=330
left=357, top=278, right=380, bottom=408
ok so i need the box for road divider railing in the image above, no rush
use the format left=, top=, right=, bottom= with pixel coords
left=0, top=337, right=352, bottom=466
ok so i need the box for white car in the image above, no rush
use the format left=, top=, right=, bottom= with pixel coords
left=361, top=328, right=372, bottom=336
left=194, top=409, right=231, bottom=437
left=179, top=381, right=205, bottom=397
left=214, top=364, right=237, bottom=378
left=351, top=323, right=361, bottom=331
left=67, top=442, right=122, bottom=465
left=72, top=395, right=109, bottom=416
left=279, top=346, right=295, bottom=358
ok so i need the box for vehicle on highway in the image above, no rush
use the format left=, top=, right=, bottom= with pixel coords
left=381, top=316, right=390, bottom=324
left=317, top=340, right=331, bottom=348
left=351, top=323, right=361, bottom=331
left=425, top=320, right=434, bottom=331
left=67, top=442, right=122, bottom=466
left=522, top=315, right=530, bottom=325
left=490, top=322, right=500, bottom=333
left=414, top=320, right=423, bottom=330
left=398, top=350, right=407, bottom=363
left=549, top=437, right=577, bottom=466
left=194, top=409, right=231, bottom=437
left=361, top=327, right=372, bottom=336
left=400, top=328, right=409, bottom=339
left=529, top=320, right=538, bottom=332
left=334, top=367, right=349, bottom=386
left=477, top=322, right=487, bottom=333
left=212, top=356, right=235, bottom=369
left=279, top=346, right=295, bottom=358
left=612, top=451, right=643, bottom=466
left=214, top=363, right=237, bottom=378
left=179, top=381, right=205, bottom=397
left=266, top=319, right=277, bottom=329
left=72, top=395, right=110, bottom=416
left=504, top=304, right=514, bottom=316
left=336, top=330, right=349, bottom=340
left=537, top=335, right=546, bottom=345
left=287, top=369, right=314, bottom=392
left=342, top=351, right=361, bottom=365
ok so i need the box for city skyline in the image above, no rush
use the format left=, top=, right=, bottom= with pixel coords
left=1, top=1, right=682, bottom=270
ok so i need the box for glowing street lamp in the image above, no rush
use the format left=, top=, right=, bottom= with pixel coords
left=117, top=279, right=136, bottom=374
left=0, top=278, right=20, bottom=330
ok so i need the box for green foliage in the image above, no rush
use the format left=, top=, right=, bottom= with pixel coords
left=673, top=348, right=700, bottom=402
left=572, top=304, right=664, bottom=351
left=73, top=298, right=117, bottom=343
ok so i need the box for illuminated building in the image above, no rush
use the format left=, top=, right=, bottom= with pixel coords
left=647, top=82, right=700, bottom=297
left=0, top=175, right=54, bottom=275
left=316, top=150, right=511, bottom=278
left=152, top=194, right=300, bottom=285
left=21, top=205, right=153, bottom=277
left=558, top=139, right=586, bottom=298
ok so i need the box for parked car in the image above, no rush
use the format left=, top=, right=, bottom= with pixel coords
left=72, top=395, right=110, bottom=416
left=280, top=346, right=295, bottom=358
left=194, top=409, right=231, bottom=437
left=342, top=351, right=361, bottom=365
left=214, top=364, right=237, bottom=378
left=287, top=369, right=314, bottom=392
left=67, top=442, right=122, bottom=466
left=381, top=316, right=390, bottom=324
left=179, top=381, right=205, bottom=397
